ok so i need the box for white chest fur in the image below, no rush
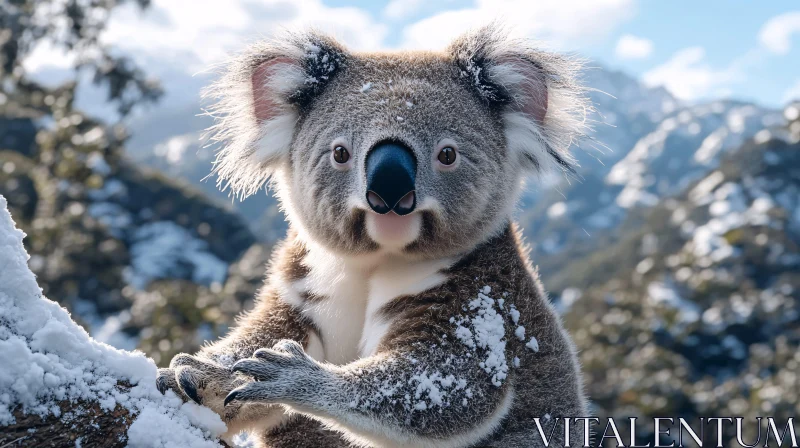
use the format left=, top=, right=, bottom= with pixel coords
left=282, top=244, right=452, bottom=365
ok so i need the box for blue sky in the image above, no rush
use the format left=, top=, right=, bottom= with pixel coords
left=25, top=0, right=800, bottom=110
left=596, top=1, right=800, bottom=106
left=324, top=0, right=800, bottom=107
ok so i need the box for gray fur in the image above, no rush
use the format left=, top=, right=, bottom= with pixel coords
left=157, top=24, right=590, bottom=447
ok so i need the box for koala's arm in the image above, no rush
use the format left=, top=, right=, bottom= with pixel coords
left=200, top=287, right=316, bottom=362
left=228, top=328, right=512, bottom=446
left=156, top=287, right=317, bottom=436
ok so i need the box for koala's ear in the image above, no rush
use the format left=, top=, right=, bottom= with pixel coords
left=204, top=31, right=347, bottom=199
left=251, top=57, right=301, bottom=124
left=448, top=25, right=589, bottom=177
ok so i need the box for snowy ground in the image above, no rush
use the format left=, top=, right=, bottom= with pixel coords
left=0, top=195, right=227, bottom=447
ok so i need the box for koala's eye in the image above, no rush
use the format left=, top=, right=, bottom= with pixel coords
left=333, top=146, right=350, bottom=164
left=437, top=146, right=457, bottom=166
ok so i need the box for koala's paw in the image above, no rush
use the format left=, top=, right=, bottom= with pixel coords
left=225, top=339, right=321, bottom=407
left=157, top=353, right=246, bottom=412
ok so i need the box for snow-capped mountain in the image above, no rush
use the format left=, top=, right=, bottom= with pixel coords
left=554, top=104, right=800, bottom=442
left=578, top=67, right=677, bottom=167
left=606, top=101, right=785, bottom=209
left=519, top=95, right=784, bottom=280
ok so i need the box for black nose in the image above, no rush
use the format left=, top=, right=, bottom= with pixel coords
left=365, top=141, right=417, bottom=215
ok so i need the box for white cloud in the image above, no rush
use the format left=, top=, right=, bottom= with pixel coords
left=25, top=0, right=388, bottom=79
left=784, top=79, right=800, bottom=103
left=759, top=11, right=800, bottom=55
left=399, top=0, right=637, bottom=50
left=383, top=0, right=425, bottom=20
left=614, top=34, right=653, bottom=59
left=22, top=0, right=389, bottom=115
left=643, top=47, right=737, bottom=100
left=102, top=0, right=388, bottom=73
left=23, top=0, right=642, bottom=114
left=21, top=41, right=75, bottom=73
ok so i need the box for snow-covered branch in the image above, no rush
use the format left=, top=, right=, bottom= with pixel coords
left=0, top=195, right=227, bottom=447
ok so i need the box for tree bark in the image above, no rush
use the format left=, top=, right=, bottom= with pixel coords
left=1, top=402, right=132, bottom=448
left=0, top=388, right=229, bottom=448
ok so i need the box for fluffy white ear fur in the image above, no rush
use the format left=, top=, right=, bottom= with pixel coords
left=203, top=36, right=319, bottom=200
left=489, top=54, right=590, bottom=176
left=493, top=59, right=587, bottom=178
left=249, top=58, right=306, bottom=167
left=451, top=25, right=590, bottom=178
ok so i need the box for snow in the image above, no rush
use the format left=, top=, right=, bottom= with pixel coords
left=556, top=288, right=582, bottom=314
left=348, top=358, right=469, bottom=413
left=88, top=202, right=132, bottom=237
left=410, top=371, right=458, bottom=407
left=508, top=306, right=520, bottom=324
left=606, top=102, right=783, bottom=215
left=689, top=171, right=725, bottom=204
left=450, top=287, right=542, bottom=385
left=786, top=105, right=800, bottom=122
left=86, top=152, right=111, bottom=176
left=0, top=196, right=226, bottom=446
left=126, top=221, right=228, bottom=290
left=231, top=432, right=257, bottom=447
left=684, top=172, right=793, bottom=267
left=647, top=281, right=701, bottom=324
left=153, top=134, right=198, bottom=164
left=94, top=313, right=138, bottom=352
left=636, top=258, right=654, bottom=275
left=453, top=287, right=511, bottom=387
left=87, top=178, right=128, bottom=201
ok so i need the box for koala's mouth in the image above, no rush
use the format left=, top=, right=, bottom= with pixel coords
left=364, top=210, right=422, bottom=250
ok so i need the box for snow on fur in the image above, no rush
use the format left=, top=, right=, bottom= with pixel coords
left=0, top=196, right=226, bottom=447
left=202, top=30, right=345, bottom=200
left=448, top=24, right=590, bottom=177
left=346, top=286, right=540, bottom=413
left=452, top=287, right=510, bottom=387
left=452, top=286, right=541, bottom=383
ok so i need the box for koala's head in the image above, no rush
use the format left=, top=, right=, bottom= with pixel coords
left=206, top=25, right=588, bottom=260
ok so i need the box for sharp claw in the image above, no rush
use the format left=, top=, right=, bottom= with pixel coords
left=231, top=359, right=247, bottom=374
left=156, top=376, right=169, bottom=395
left=253, top=349, right=273, bottom=360
left=232, top=359, right=278, bottom=382
left=224, top=390, right=239, bottom=407
left=179, top=375, right=202, bottom=405
left=232, top=359, right=261, bottom=375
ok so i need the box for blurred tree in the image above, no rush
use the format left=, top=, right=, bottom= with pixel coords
left=0, top=0, right=162, bottom=117
left=0, top=0, right=255, bottom=360
left=0, top=2, right=247, bottom=441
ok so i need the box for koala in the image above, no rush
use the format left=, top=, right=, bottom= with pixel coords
left=156, top=24, right=591, bottom=448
